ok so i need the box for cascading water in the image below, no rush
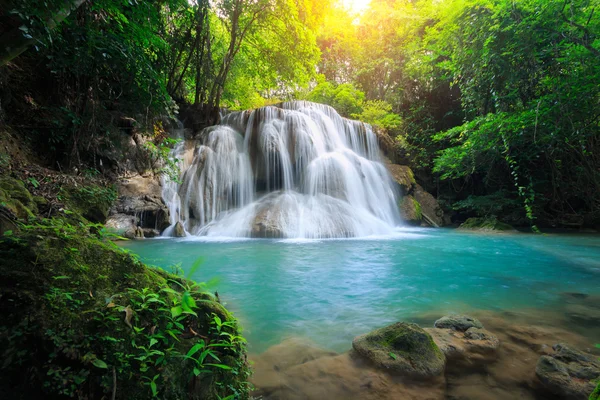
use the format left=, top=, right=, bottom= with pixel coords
left=162, top=101, right=402, bottom=238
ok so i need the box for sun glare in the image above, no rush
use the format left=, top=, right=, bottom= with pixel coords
left=341, top=0, right=372, bottom=13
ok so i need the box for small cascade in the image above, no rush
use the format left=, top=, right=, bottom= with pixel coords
left=162, top=101, right=402, bottom=238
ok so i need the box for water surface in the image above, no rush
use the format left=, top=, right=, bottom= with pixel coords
left=121, top=228, right=600, bottom=353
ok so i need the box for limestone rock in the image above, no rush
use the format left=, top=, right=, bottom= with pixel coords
left=426, top=327, right=500, bottom=367
left=106, top=213, right=137, bottom=232
left=535, top=343, right=600, bottom=400
left=399, top=195, right=422, bottom=225
left=434, top=315, right=483, bottom=332
left=387, top=164, right=415, bottom=195
left=108, top=175, right=170, bottom=234
left=174, top=221, right=186, bottom=237
left=352, top=322, right=445, bottom=379
left=413, top=184, right=446, bottom=227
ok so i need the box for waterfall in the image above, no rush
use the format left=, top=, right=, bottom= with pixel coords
left=162, top=101, right=401, bottom=238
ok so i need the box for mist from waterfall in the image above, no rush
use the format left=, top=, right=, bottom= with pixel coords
left=162, top=101, right=402, bottom=239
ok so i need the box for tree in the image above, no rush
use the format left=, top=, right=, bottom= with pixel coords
left=0, top=0, right=87, bottom=66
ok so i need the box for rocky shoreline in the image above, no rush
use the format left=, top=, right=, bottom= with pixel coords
left=250, top=309, right=600, bottom=400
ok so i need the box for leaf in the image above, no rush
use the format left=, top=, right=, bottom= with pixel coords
left=149, top=338, right=158, bottom=348
left=186, top=341, right=206, bottom=358
left=171, top=306, right=183, bottom=318
left=92, top=359, right=108, bottom=369
left=181, top=292, right=197, bottom=315
left=150, top=380, right=157, bottom=397
left=188, top=257, right=205, bottom=277
left=205, top=363, right=232, bottom=370
left=389, top=352, right=398, bottom=360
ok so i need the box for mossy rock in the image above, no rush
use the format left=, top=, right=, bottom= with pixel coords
left=60, top=183, right=116, bottom=223
left=399, top=195, right=422, bottom=225
left=0, top=177, right=37, bottom=219
left=459, top=217, right=515, bottom=231
left=352, top=322, right=445, bottom=379
left=387, top=164, right=416, bottom=195
left=0, top=219, right=250, bottom=399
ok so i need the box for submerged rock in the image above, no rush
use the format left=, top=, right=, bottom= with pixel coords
left=535, top=343, right=600, bottom=400
left=426, top=326, right=500, bottom=367
left=434, top=315, right=483, bottom=331
left=458, top=217, right=515, bottom=231
left=352, top=322, right=445, bottom=378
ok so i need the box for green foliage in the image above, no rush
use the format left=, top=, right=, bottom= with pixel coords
left=353, top=100, right=402, bottom=132
left=0, top=218, right=250, bottom=399
left=307, top=76, right=364, bottom=117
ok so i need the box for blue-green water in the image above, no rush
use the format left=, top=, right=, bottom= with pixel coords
left=121, top=229, right=600, bottom=353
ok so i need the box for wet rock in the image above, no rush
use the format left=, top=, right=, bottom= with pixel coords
left=426, top=327, right=500, bottom=367
left=352, top=322, right=445, bottom=379
left=251, top=200, right=285, bottom=238
left=387, top=164, right=415, bottom=195
left=434, top=315, right=484, bottom=332
left=560, top=293, right=600, bottom=326
left=413, top=184, right=446, bottom=227
left=174, top=221, right=186, bottom=237
left=142, top=228, right=160, bottom=238
left=123, top=226, right=144, bottom=239
left=535, top=343, right=600, bottom=400
left=108, top=175, right=170, bottom=233
left=399, top=195, right=422, bottom=225
left=105, top=213, right=138, bottom=236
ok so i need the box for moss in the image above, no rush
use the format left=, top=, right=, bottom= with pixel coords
left=591, top=382, right=600, bottom=400
left=0, top=219, right=250, bottom=399
left=0, top=177, right=37, bottom=219
left=60, top=183, right=117, bottom=223
left=352, top=322, right=445, bottom=378
left=459, top=217, right=515, bottom=231
left=399, top=195, right=422, bottom=225
left=413, top=198, right=422, bottom=221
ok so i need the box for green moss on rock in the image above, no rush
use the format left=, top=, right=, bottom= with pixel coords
left=590, top=381, right=600, bottom=400
left=352, top=322, right=445, bottom=378
left=399, top=195, right=423, bottom=225
left=0, top=177, right=37, bottom=219
left=0, top=219, right=250, bottom=399
left=60, top=184, right=117, bottom=223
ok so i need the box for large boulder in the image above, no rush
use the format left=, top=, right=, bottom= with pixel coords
left=426, top=326, right=500, bottom=368
left=535, top=343, right=600, bottom=400
left=413, top=184, right=446, bottom=227
left=387, top=164, right=416, bottom=195
left=107, top=175, right=170, bottom=237
left=174, top=221, right=186, bottom=237
left=399, top=195, right=422, bottom=225
left=352, top=322, right=445, bottom=379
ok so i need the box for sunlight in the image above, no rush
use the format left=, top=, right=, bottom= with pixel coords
left=340, top=0, right=372, bottom=13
